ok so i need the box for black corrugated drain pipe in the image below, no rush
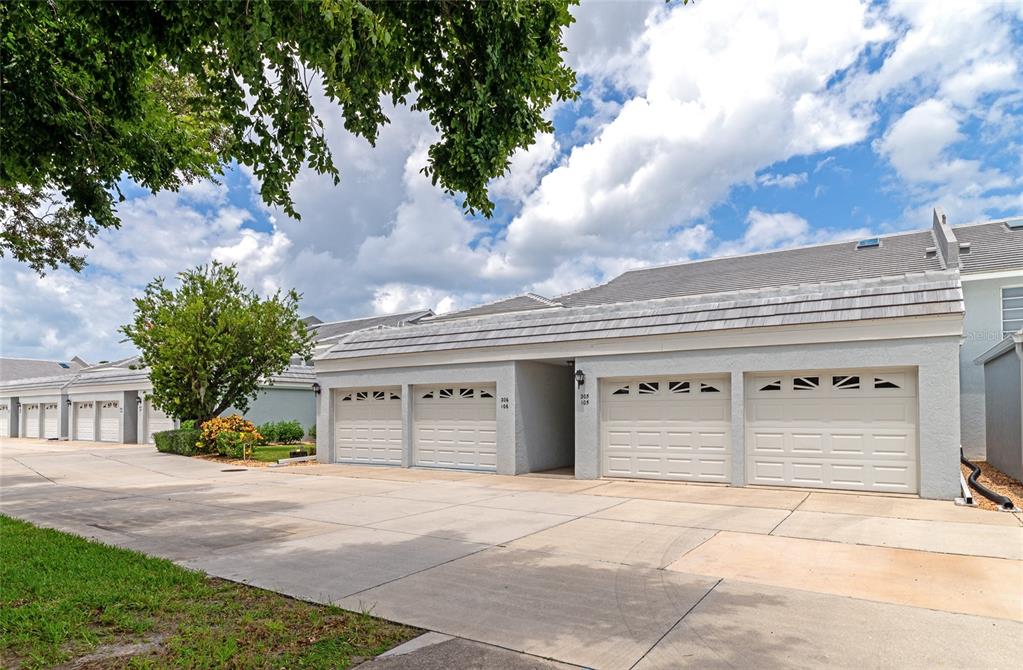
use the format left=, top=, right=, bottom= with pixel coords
left=960, top=449, right=1015, bottom=511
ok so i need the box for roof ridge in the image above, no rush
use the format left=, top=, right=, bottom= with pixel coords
left=952, top=215, right=1023, bottom=230
left=428, top=292, right=558, bottom=319
left=601, top=226, right=931, bottom=278
left=309, top=310, right=431, bottom=328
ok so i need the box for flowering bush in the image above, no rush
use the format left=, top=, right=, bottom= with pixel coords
left=214, top=430, right=259, bottom=459
left=198, top=415, right=261, bottom=455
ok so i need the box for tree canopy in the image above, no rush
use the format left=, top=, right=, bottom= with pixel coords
left=120, top=263, right=313, bottom=422
left=1, top=0, right=578, bottom=272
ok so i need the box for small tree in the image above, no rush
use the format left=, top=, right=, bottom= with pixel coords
left=121, top=262, right=312, bottom=422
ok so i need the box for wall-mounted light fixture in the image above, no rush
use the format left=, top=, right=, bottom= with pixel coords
left=66, top=398, right=72, bottom=407
left=312, top=382, right=321, bottom=396
left=136, top=396, right=143, bottom=409
left=575, top=369, right=585, bottom=388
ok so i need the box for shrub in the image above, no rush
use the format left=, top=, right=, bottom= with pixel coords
left=307, top=424, right=316, bottom=440
left=153, top=428, right=200, bottom=456
left=255, top=420, right=304, bottom=444
left=275, top=420, right=304, bottom=444
left=257, top=421, right=278, bottom=444
left=199, top=415, right=261, bottom=453
left=180, top=419, right=197, bottom=430
left=214, top=430, right=258, bottom=459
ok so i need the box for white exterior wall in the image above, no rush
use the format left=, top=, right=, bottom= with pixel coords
left=315, top=362, right=518, bottom=473
left=574, top=336, right=962, bottom=500
left=17, top=393, right=64, bottom=439
left=961, top=273, right=1023, bottom=459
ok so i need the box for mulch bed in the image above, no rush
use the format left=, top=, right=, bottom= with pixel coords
left=194, top=454, right=319, bottom=469
left=960, top=460, right=1023, bottom=511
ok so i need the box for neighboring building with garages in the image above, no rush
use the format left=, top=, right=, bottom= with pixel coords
left=0, top=310, right=432, bottom=443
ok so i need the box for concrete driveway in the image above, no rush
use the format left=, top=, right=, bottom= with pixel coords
left=2, top=438, right=1021, bottom=669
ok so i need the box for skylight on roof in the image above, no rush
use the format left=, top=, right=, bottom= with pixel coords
left=1005, top=218, right=1023, bottom=230
left=856, top=238, right=881, bottom=249
left=58, top=363, right=70, bottom=368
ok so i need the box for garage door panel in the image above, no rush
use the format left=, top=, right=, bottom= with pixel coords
left=24, top=406, right=39, bottom=438
left=43, top=404, right=60, bottom=439
left=747, top=369, right=918, bottom=493
left=335, top=387, right=403, bottom=465
left=144, top=400, right=176, bottom=443
left=98, top=402, right=120, bottom=442
left=601, top=376, right=731, bottom=482
left=414, top=384, right=497, bottom=471
left=0, top=405, right=8, bottom=438
left=75, top=402, right=95, bottom=441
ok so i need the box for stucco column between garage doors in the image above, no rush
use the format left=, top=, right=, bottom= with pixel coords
left=573, top=336, right=962, bottom=500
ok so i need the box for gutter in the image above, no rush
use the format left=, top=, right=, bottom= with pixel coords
left=960, top=449, right=1016, bottom=512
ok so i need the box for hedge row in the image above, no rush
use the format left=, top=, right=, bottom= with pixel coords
left=153, top=428, right=201, bottom=456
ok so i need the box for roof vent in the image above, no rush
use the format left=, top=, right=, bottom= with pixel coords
left=1005, top=218, right=1023, bottom=231
left=856, top=238, right=881, bottom=249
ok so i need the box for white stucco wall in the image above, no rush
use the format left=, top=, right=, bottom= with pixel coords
left=314, top=362, right=517, bottom=473
left=573, top=336, right=963, bottom=500
left=514, top=361, right=575, bottom=473
left=961, top=274, right=1023, bottom=458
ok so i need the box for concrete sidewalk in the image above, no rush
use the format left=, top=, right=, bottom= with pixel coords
left=2, top=437, right=1021, bottom=669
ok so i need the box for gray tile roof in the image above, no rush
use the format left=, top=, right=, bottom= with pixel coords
left=79, top=356, right=141, bottom=372
left=0, top=357, right=87, bottom=382
left=955, top=220, right=1023, bottom=275
left=322, top=271, right=963, bottom=360
left=425, top=294, right=561, bottom=322
left=308, top=310, right=433, bottom=343
left=0, top=363, right=313, bottom=393
left=557, top=230, right=944, bottom=308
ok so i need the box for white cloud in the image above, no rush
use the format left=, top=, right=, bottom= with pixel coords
left=716, top=209, right=872, bottom=257
left=372, top=284, right=456, bottom=316
left=877, top=99, right=962, bottom=183
left=489, top=134, right=560, bottom=204
left=4, top=0, right=1023, bottom=360
left=757, top=172, right=809, bottom=188
left=494, top=0, right=885, bottom=278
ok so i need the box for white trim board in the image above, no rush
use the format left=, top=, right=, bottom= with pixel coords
left=962, top=269, right=1023, bottom=282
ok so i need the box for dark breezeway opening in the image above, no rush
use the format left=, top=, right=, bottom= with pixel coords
left=515, top=360, right=575, bottom=475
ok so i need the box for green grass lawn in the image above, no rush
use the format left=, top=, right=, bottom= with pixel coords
left=249, top=444, right=312, bottom=463
left=0, top=515, right=417, bottom=669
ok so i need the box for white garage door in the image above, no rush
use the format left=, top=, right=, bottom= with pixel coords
left=42, top=403, right=59, bottom=439
left=75, top=402, right=95, bottom=441
left=414, top=385, right=497, bottom=471
left=334, top=388, right=403, bottom=464
left=99, top=401, right=121, bottom=442
left=0, top=403, right=9, bottom=438
left=747, top=370, right=918, bottom=493
left=601, top=377, right=731, bottom=481
left=144, top=400, right=176, bottom=443
left=23, top=404, right=40, bottom=438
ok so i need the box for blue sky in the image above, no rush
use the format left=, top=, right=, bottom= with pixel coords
left=2, top=0, right=1022, bottom=362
